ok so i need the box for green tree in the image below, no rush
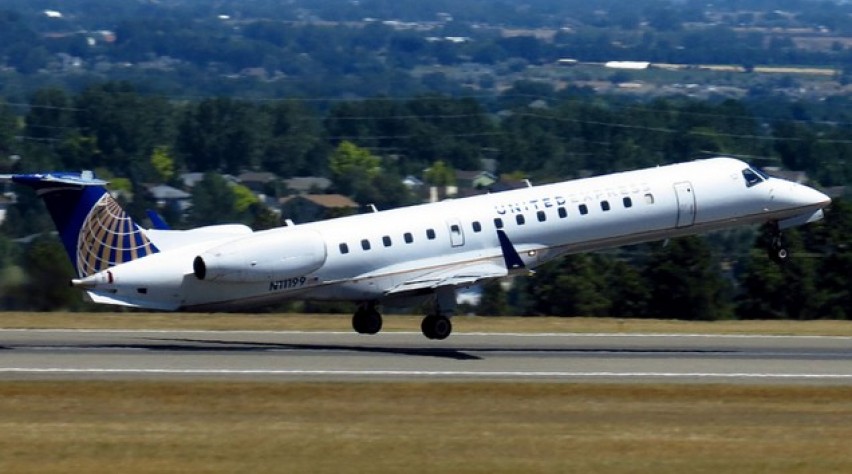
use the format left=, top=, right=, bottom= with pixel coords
left=187, top=173, right=239, bottom=226
left=25, top=88, right=73, bottom=143
left=643, top=237, right=731, bottom=320
left=0, top=101, right=17, bottom=156
left=524, top=254, right=612, bottom=317
left=735, top=228, right=820, bottom=320
left=231, top=183, right=260, bottom=214
left=15, top=236, right=80, bottom=310
left=177, top=98, right=258, bottom=174
left=477, top=280, right=509, bottom=316
left=424, top=160, right=456, bottom=186
left=800, top=198, right=852, bottom=319
left=604, top=257, right=651, bottom=318
left=329, top=141, right=381, bottom=195
left=150, top=146, right=176, bottom=183
left=260, top=102, right=324, bottom=177
left=73, top=82, right=175, bottom=180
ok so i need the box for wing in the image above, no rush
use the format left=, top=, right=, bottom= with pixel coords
left=383, top=261, right=509, bottom=296
left=383, top=229, right=528, bottom=296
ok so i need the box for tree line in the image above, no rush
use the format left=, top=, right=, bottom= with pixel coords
left=0, top=83, right=849, bottom=317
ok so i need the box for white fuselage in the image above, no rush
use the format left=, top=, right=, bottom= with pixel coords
left=79, top=158, right=830, bottom=311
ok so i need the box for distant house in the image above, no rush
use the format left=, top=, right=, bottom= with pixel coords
left=279, top=194, right=358, bottom=223
left=179, top=172, right=205, bottom=188
left=402, top=175, right=424, bottom=188
left=146, top=184, right=191, bottom=212
left=237, top=171, right=278, bottom=193
left=456, top=170, right=498, bottom=190
left=283, top=177, right=332, bottom=194
left=179, top=172, right=237, bottom=188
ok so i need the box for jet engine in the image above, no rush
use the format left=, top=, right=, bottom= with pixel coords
left=193, top=230, right=326, bottom=282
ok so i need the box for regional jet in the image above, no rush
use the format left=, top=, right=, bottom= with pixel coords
left=4, top=157, right=830, bottom=339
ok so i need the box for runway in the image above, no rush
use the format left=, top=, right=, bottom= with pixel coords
left=0, top=329, right=850, bottom=384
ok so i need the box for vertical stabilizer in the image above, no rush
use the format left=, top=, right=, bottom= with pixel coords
left=11, top=172, right=159, bottom=277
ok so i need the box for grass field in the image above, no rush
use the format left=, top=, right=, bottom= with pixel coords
left=1, top=311, right=851, bottom=336
left=0, top=382, right=849, bottom=473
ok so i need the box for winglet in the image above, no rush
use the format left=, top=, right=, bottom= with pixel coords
left=496, top=230, right=526, bottom=271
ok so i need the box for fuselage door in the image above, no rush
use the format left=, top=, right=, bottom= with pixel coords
left=674, top=181, right=696, bottom=228
left=447, top=218, right=465, bottom=247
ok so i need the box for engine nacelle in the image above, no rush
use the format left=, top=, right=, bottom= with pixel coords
left=193, top=229, right=327, bottom=282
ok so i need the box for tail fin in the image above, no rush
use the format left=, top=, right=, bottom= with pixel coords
left=11, top=172, right=159, bottom=277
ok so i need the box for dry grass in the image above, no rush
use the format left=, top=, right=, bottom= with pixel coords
left=0, top=311, right=850, bottom=336
left=0, top=382, right=849, bottom=473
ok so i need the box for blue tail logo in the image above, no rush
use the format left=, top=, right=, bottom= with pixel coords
left=11, top=172, right=159, bottom=277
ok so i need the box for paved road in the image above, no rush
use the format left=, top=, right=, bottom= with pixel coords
left=0, top=329, right=850, bottom=384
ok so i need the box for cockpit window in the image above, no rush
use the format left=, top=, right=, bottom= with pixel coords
left=742, top=168, right=765, bottom=187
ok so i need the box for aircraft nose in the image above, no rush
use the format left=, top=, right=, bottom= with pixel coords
left=782, top=183, right=831, bottom=209
left=798, top=184, right=831, bottom=208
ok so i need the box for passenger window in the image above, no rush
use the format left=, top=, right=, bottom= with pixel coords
left=382, top=236, right=392, bottom=247
left=339, top=243, right=349, bottom=254
left=494, top=218, right=504, bottom=229
left=361, top=239, right=371, bottom=251
left=644, top=193, right=655, bottom=204
left=516, top=214, right=526, bottom=225
left=537, top=210, right=546, bottom=222
left=426, top=229, right=436, bottom=240
left=404, top=232, right=413, bottom=244
left=558, top=207, right=567, bottom=218
left=579, top=204, right=588, bottom=215
left=472, top=221, right=482, bottom=232
left=623, top=197, right=633, bottom=208
left=601, top=201, right=610, bottom=211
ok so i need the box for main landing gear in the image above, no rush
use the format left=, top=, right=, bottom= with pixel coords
left=351, top=287, right=457, bottom=340
left=352, top=302, right=382, bottom=335
left=421, top=314, right=452, bottom=340
left=766, top=222, right=789, bottom=264
left=421, top=287, right=456, bottom=340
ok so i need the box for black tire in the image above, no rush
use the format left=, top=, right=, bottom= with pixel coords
left=421, top=316, right=435, bottom=339
left=421, top=315, right=452, bottom=340
left=353, top=309, right=382, bottom=335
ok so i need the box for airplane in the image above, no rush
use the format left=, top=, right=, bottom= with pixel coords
left=3, top=157, right=831, bottom=339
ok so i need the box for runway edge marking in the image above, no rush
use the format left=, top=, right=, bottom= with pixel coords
left=1, top=368, right=851, bottom=380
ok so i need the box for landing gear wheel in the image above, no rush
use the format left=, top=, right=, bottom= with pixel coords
left=352, top=305, right=382, bottom=335
left=768, top=233, right=789, bottom=264
left=772, top=246, right=789, bottom=263
left=421, top=315, right=452, bottom=340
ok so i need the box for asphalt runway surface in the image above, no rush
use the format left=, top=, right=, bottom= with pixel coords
left=0, top=329, right=850, bottom=384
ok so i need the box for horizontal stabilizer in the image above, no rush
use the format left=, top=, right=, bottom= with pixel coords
left=7, top=171, right=108, bottom=188
left=85, top=291, right=180, bottom=311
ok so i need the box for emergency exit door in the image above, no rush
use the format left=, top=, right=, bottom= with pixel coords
left=674, top=181, right=696, bottom=228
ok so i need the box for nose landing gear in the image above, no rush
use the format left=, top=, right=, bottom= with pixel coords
left=766, top=222, right=789, bottom=264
